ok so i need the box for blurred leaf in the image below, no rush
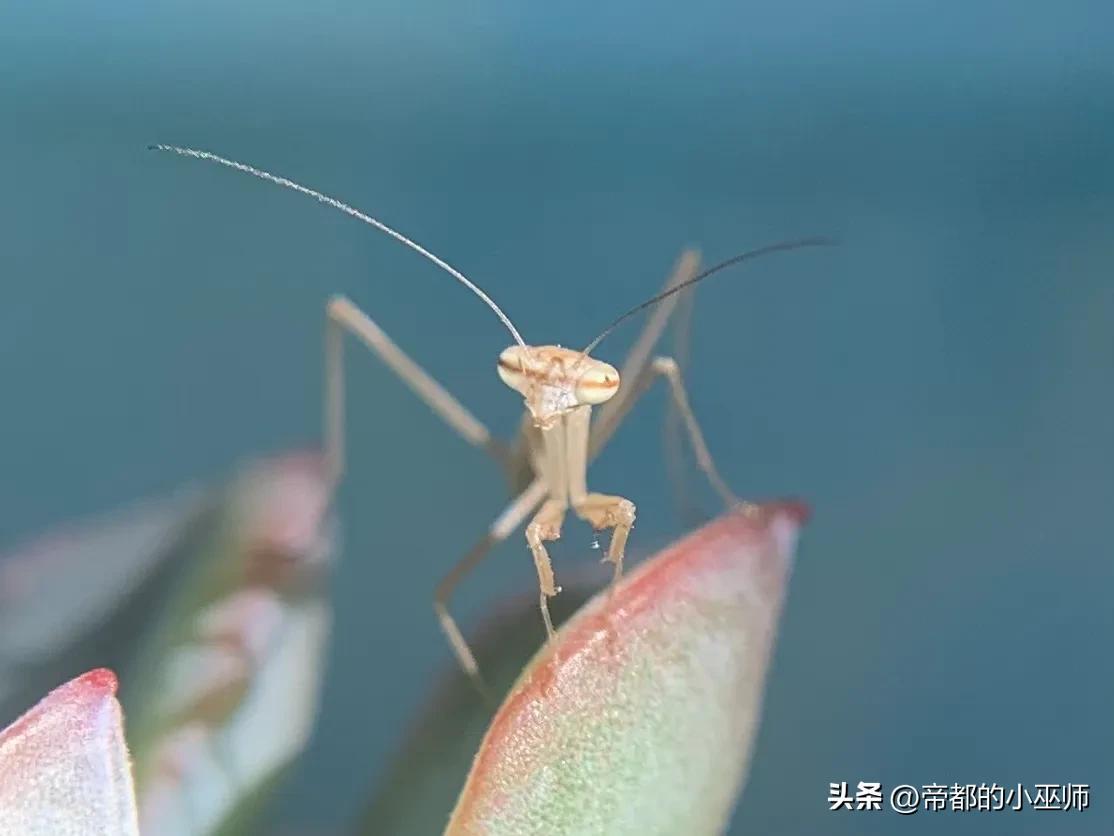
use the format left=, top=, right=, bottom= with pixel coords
left=0, top=668, right=140, bottom=836
left=0, top=451, right=337, bottom=836
left=357, top=579, right=596, bottom=836
left=0, top=485, right=210, bottom=726
left=445, top=504, right=805, bottom=836
left=123, top=453, right=336, bottom=836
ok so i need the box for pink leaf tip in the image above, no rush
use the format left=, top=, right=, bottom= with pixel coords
left=0, top=668, right=139, bottom=835
left=76, top=667, right=119, bottom=695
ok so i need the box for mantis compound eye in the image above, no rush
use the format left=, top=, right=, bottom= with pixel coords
left=574, top=361, right=620, bottom=405
left=496, top=345, right=531, bottom=394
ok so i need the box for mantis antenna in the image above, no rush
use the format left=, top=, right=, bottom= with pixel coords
left=148, top=144, right=528, bottom=348
left=580, top=236, right=836, bottom=356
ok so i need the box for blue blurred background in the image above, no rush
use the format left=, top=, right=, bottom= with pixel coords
left=2, top=1, right=1112, bottom=833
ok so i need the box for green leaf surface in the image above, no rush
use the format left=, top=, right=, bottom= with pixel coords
left=446, top=503, right=805, bottom=836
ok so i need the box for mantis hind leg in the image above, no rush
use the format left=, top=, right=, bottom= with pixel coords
left=433, top=479, right=547, bottom=696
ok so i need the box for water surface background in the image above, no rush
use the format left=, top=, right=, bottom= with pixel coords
left=2, top=2, right=1112, bottom=833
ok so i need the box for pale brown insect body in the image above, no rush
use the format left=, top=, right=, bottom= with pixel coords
left=151, top=143, right=829, bottom=691
left=496, top=345, right=631, bottom=636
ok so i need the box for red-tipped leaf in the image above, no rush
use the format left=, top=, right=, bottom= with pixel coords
left=446, top=503, right=805, bottom=836
left=0, top=668, right=140, bottom=836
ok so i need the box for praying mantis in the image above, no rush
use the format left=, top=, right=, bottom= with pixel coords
left=152, top=144, right=829, bottom=689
